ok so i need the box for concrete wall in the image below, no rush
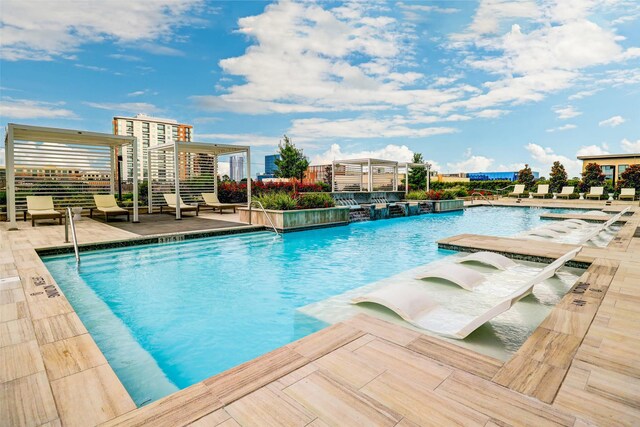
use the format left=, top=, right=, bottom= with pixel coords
left=238, top=206, right=350, bottom=231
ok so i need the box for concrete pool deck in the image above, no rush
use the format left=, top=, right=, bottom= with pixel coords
left=1, top=200, right=639, bottom=426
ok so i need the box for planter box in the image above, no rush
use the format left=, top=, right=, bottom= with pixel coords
left=402, top=199, right=464, bottom=213
left=238, top=206, right=350, bottom=231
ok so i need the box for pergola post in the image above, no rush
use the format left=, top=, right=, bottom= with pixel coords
left=148, top=148, right=153, bottom=214
left=331, top=161, right=335, bottom=192
left=110, top=147, right=117, bottom=194
left=6, top=126, right=17, bottom=230
left=132, top=137, right=139, bottom=223
left=367, top=159, right=372, bottom=192
left=213, top=155, right=218, bottom=195
left=174, top=145, right=181, bottom=220
left=393, top=165, right=398, bottom=191
left=426, top=163, right=430, bottom=192
left=405, top=166, right=409, bottom=196
left=246, top=150, right=252, bottom=218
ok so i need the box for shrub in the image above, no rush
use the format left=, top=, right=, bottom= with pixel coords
left=405, top=190, right=427, bottom=200
left=617, top=164, right=640, bottom=192
left=253, top=193, right=297, bottom=210
left=441, top=190, right=458, bottom=200
left=296, top=193, right=335, bottom=209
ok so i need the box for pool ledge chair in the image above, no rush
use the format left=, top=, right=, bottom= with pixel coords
left=531, top=184, right=549, bottom=198
left=25, top=196, right=62, bottom=227
left=556, top=186, right=575, bottom=199
left=162, top=194, right=199, bottom=216
left=353, top=247, right=581, bottom=339
left=90, top=194, right=130, bottom=222
left=585, top=186, right=604, bottom=200
left=455, top=251, right=518, bottom=270
left=508, top=184, right=526, bottom=198
left=201, top=193, right=243, bottom=214
left=619, top=188, right=636, bottom=201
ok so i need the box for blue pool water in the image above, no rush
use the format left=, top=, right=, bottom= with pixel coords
left=43, top=206, right=579, bottom=405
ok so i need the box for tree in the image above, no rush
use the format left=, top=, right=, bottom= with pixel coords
left=617, top=164, right=640, bottom=192
left=517, top=164, right=535, bottom=190
left=274, top=135, right=309, bottom=181
left=408, top=153, right=427, bottom=190
left=580, top=162, right=605, bottom=191
left=549, top=161, right=568, bottom=193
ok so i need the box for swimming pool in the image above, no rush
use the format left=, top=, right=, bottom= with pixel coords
left=43, top=206, right=585, bottom=405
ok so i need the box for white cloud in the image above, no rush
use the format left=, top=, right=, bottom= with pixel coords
left=599, top=115, right=625, bottom=127
left=526, top=142, right=611, bottom=177
left=196, top=133, right=280, bottom=147
left=398, top=2, right=460, bottom=21
left=289, top=117, right=458, bottom=140
left=74, top=64, right=108, bottom=72
left=621, top=138, right=640, bottom=153
left=0, top=0, right=203, bottom=61
left=525, top=143, right=582, bottom=177
left=108, top=53, right=142, bottom=62
left=0, top=97, right=76, bottom=119
left=444, top=148, right=494, bottom=173
left=127, top=91, right=146, bottom=97
left=554, top=105, right=582, bottom=119
left=83, top=101, right=161, bottom=114
left=568, top=88, right=601, bottom=100
left=309, top=143, right=441, bottom=170
left=546, top=124, right=577, bottom=132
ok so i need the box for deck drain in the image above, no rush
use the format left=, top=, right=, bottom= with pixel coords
left=572, top=299, right=587, bottom=306
left=572, top=282, right=590, bottom=294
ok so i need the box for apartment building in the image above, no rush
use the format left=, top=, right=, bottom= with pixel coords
left=113, top=114, right=193, bottom=181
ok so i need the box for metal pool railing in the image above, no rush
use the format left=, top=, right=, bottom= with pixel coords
left=64, top=207, right=80, bottom=264
left=250, top=200, right=280, bottom=236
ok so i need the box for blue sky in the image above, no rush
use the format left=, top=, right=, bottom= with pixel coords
left=1, top=0, right=639, bottom=177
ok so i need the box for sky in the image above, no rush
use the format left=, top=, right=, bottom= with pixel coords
left=1, top=0, right=639, bottom=178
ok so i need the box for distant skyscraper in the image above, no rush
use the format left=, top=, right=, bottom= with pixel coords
left=257, top=154, right=280, bottom=181
left=230, top=155, right=245, bottom=181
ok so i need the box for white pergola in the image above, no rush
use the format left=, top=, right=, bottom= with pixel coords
left=331, top=158, right=399, bottom=192
left=400, top=162, right=432, bottom=194
left=4, top=123, right=138, bottom=229
left=147, top=141, right=250, bottom=219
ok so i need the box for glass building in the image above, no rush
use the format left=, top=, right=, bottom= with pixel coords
left=467, top=171, right=540, bottom=181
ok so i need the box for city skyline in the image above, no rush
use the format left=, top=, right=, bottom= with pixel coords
left=1, top=0, right=639, bottom=178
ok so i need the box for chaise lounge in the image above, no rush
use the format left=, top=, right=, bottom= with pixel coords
left=162, top=194, right=199, bottom=216
left=531, top=184, right=549, bottom=198
left=619, top=188, right=636, bottom=201
left=90, top=194, right=130, bottom=222
left=25, top=196, right=62, bottom=227
left=201, top=193, right=243, bottom=214
left=556, top=186, right=574, bottom=199
left=586, top=186, right=604, bottom=200
left=352, top=247, right=581, bottom=339
left=508, top=184, right=526, bottom=198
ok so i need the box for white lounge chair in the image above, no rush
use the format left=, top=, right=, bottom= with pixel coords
left=531, top=184, right=549, bottom=198
left=509, top=184, right=526, bottom=198
left=416, top=264, right=485, bottom=290
left=522, top=228, right=563, bottom=238
left=556, top=186, right=574, bottom=199
left=352, top=248, right=581, bottom=339
left=576, top=207, right=629, bottom=245
left=162, top=194, right=199, bottom=216
left=541, top=222, right=574, bottom=233
left=586, top=187, right=604, bottom=200
left=584, top=210, right=608, bottom=216
left=455, top=252, right=518, bottom=270
left=25, top=196, right=62, bottom=227
left=619, top=188, right=636, bottom=201
left=201, top=193, right=243, bottom=214
left=91, top=194, right=129, bottom=222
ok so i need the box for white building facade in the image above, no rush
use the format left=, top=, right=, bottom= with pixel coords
left=113, top=114, right=193, bottom=181
left=230, top=155, right=245, bottom=182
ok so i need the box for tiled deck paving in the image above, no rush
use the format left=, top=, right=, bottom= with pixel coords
left=1, top=201, right=639, bottom=426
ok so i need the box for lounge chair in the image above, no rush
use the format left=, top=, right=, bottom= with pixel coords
left=575, top=207, right=629, bottom=245
left=161, top=194, right=199, bottom=216
left=556, top=186, right=574, bottom=199
left=25, top=196, right=62, bottom=227
left=90, top=195, right=129, bottom=222
left=508, top=184, right=526, bottom=198
left=531, top=184, right=549, bottom=198
left=353, top=247, right=581, bottom=339
left=619, top=188, right=636, bottom=201
left=586, top=187, right=604, bottom=200
left=522, top=228, right=563, bottom=238
left=455, top=252, right=517, bottom=270
left=201, top=193, right=243, bottom=214
left=416, top=264, right=485, bottom=290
